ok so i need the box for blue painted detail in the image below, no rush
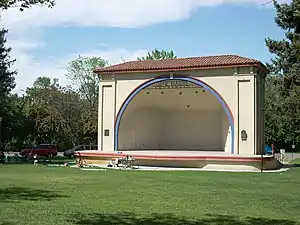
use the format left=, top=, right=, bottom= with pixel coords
left=114, top=76, right=235, bottom=154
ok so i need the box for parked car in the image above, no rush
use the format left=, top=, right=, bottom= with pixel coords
left=19, top=144, right=58, bottom=158
left=63, top=145, right=97, bottom=158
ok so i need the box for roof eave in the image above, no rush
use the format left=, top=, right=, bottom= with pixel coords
left=94, top=63, right=269, bottom=75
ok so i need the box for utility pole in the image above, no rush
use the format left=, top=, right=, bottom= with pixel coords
left=292, top=140, right=295, bottom=159
left=51, top=112, right=54, bottom=145
left=294, top=130, right=300, bottom=159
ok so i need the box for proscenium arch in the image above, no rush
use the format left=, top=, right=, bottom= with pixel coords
left=114, top=75, right=235, bottom=154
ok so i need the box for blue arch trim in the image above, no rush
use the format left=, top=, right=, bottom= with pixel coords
left=114, top=76, right=235, bottom=154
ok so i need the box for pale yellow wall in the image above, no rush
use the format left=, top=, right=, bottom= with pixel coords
left=114, top=71, right=237, bottom=152
left=117, top=88, right=231, bottom=152
left=98, top=80, right=116, bottom=151
left=119, top=107, right=163, bottom=150
left=237, top=78, right=255, bottom=155
left=119, top=108, right=229, bottom=151
left=261, top=74, right=266, bottom=153
left=97, top=66, right=265, bottom=156
left=160, top=109, right=227, bottom=151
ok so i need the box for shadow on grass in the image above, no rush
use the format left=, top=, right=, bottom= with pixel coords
left=70, top=213, right=300, bottom=225
left=0, top=187, right=68, bottom=203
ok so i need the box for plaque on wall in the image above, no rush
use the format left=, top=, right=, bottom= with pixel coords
left=104, top=129, right=110, bottom=136
left=147, top=80, right=201, bottom=89
left=241, top=130, right=248, bottom=141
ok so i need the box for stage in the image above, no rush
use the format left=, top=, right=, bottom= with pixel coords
left=74, top=150, right=283, bottom=171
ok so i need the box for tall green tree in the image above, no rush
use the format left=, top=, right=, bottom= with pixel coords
left=265, top=0, right=300, bottom=145
left=137, top=48, right=177, bottom=60
left=66, top=56, right=108, bottom=139
left=0, top=29, right=16, bottom=106
left=66, top=56, right=107, bottom=107
left=0, top=93, right=34, bottom=151
left=25, top=77, right=85, bottom=150
left=264, top=75, right=284, bottom=144
left=0, top=0, right=55, bottom=11
left=25, top=77, right=54, bottom=145
left=0, top=29, right=17, bottom=149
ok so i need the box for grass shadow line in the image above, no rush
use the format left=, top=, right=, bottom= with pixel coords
left=69, top=212, right=300, bottom=225
left=0, top=187, right=69, bottom=203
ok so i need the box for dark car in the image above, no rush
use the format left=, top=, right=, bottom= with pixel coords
left=63, top=145, right=97, bottom=158
left=20, top=144, right=58, bottom=158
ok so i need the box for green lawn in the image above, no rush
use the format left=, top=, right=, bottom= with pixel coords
left=0, top=160, right=300, bottom=225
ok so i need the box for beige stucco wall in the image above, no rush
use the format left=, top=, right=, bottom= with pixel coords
left=119, top=107, right=163, bottom=150
left=119, top=108, right=229, bottom=152
left=98, top=81, right=116, bottom=152
left=118, top=88, right=230, bottom=152
left=98, top=66, right=265, bottom=155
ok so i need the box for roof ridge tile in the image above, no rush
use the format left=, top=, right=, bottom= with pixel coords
left=94, top=54, right=267, bottom=74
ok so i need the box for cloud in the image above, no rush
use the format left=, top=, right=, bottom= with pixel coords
left=8, top=38, right=148, bottom=93
left=0, top=0, right=288, bottom=93
left=0, top=0, right=286, bottom=33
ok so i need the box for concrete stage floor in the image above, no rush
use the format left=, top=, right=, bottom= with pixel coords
left=74, top=150, right=282, bottom=171
left=114, top=151, right=230, bottom=156
left=76, top=150, right=267, bottom=156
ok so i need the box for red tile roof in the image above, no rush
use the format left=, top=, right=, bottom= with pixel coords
left=94, top=55, right=268, bottom=74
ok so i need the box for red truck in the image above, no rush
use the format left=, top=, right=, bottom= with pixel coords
left=20, top=144, right=58, bottom=158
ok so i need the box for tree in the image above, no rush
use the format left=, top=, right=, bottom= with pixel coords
left=265, top=0, right=300, bottom=146
left=137, top=48, right=177, bottom=60
left=67, top=56, right=107, bottom=107
left=0, top=29, right=17, bottom=149
left=0, top=0, right=55, bottom=11
left=266, top=1, right=300, bottom=90
left=0, top=29, right=16, bottom=106
left=264, top=75, right=284, bottom=144
left=66, top=56, right=108, bottom=139
left=0, top=94, right=34, bottom=151
left=25, top=77, right=86, bottom=150
left=1, top=74, right=101, bottom=151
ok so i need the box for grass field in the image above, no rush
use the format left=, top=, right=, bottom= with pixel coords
left=0, top=160, right=300, bottom=225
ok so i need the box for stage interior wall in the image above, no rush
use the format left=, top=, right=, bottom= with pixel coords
left=118, top=87, right=231, bottom=152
